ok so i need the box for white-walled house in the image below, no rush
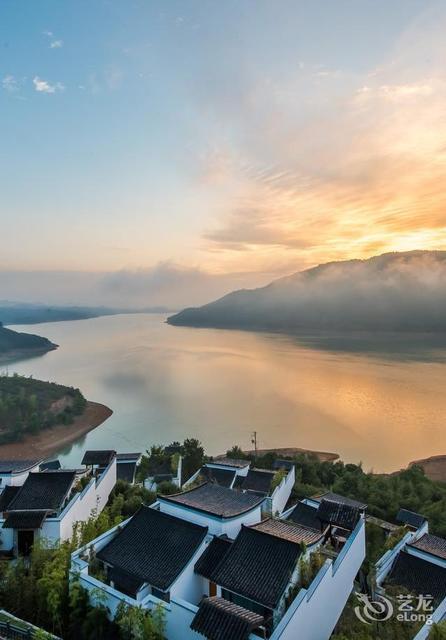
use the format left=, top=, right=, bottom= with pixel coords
left=184, top=458, right=296, bottom=516
left=0, top=450, right=117, bottom=556
left=157, top=482, right=264, bottom=538
left=0, top=459, right=42, bottom=488
left=375, top=517, right=446, bottom=639
left=71, top=483, right=366, bottom=640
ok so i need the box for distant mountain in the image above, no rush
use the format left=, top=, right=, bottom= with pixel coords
left=0, top=302, right=169, bottom=325
left=168, top=251, right=446, bottom=333
left=0, top=322, right=57, bottom=358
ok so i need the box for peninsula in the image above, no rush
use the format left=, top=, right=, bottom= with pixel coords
left=0, top=375, right=112, bottom=459
left=0, top=322, right=57, bottom=362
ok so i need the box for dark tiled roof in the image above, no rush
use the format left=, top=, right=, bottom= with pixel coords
left=82, top=450, right=116, bottom=466
left=159, top=483, right=264, bottom=518
left=396, top=509, right=427, bottom=529
left=116, top=452, right=141, bottom=461
left=3, top=510, right=47, bottom=529
left=409, top=534, right=446, bottom=560
left=191, top=596, right=263, bottom=640
left=0, top=459, right=41, bottom=474
left=97, top=506, right=207, bottom=590
left=0, top=486, right=20, bottom=511
left=200, top=466, right=236, bottom=488
left=211, top=458, right=250, bottom=469
left=117, top=462, right=137, bottom=483
left=195, top=536, right=233, bottom=579
left=211, top=525, right=301, bottom=609
left=288, top=501, right=321, bottom=530
left=239, top=469, right=275, bottom=495
left=272, top=460, right=295, bottom=471
left=315, top=492, right=367, bottom=511
left=39, top=459, right=61, bottom=471
left=251, top=518, right=323, bottom=546
left=108, top=566, right=144, bottom=594
left=386, top=551, right=446, bottom=605
left=7, top=471, right=76, bottom=512
left=317, top=499, right=361, bottom=531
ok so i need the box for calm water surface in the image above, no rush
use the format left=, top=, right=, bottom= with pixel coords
left=6, top=314, right=446, bottom=472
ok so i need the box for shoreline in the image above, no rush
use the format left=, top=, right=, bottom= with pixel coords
left=0, top=345, right=58, bottom=365
left=0, top=401, right=112, bottom=461
left=218, top=447, right=340, bottom=463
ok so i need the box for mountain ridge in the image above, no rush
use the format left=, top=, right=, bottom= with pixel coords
left=167, top=250, right=446, bottom=333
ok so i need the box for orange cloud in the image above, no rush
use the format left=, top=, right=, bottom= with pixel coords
left=199, top=7, right=446, bottom=276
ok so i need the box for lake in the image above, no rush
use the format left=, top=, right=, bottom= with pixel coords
left=5, top=314, right=446, bottom=472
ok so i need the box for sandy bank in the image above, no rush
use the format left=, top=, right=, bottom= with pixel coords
left=409, top=454, right=446, bottom=482
left=0, top=401, right=112, bottom=461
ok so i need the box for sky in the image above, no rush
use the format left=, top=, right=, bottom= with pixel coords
left=1, top=0, right=446, bottom=307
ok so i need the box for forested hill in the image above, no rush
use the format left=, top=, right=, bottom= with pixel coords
left=0, top=374, right=87, bottom=444
left=0, top=322, right=57, bottom=357
left=168, top=250, right=446, bottom=333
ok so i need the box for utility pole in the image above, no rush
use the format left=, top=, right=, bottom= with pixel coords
left=251, top=431, right=258, bottom=459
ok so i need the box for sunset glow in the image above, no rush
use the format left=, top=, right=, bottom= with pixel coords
left=1, top=1, right=446, bottom=304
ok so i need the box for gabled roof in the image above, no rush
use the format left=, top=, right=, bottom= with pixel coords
left=3, top=510, right=48, bottom=529
left=386, top=551, right=446, bottom=605
left=159, top=483, right=264, bottom=519
left=315, top=492, right=367, bottom=511
left=288, top=501, right=321, bottom=531
left=200, top=466, right=236, bottom=488
left=116, top=462, right=137, bottom=484
left=39, top=459, right=61, bottom=471
left=7, top=471, right=76, bottom=512
left=251, top=518, right=323, bottom=546
left=0, top=459, right=41, bottom=474
left=408, top=533, right=446, bottom=560
left=0, top=485, right=20, bottom=511
left=211, top=525, right=302, bottom=609
left=238, top=469, right=275, bottom=495
left=191, top=596, right=264, bottom=640
left=81, top=450, right=116, bottom=466
left=317, top=499, right=361, bottom=531
left=97, top=506, right=208, bottom=590
left=195, top=536, right=233, bottom=580
left=396, top=509, right=427, bottom=530
left=116, top=452, right=141, bottom=461
left=210, top=458, right=250, bottom=469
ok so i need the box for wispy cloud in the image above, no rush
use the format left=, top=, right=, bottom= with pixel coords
left=33, top=76, right=65, bottom=94
left=2, top=75, right=18, bottom=93
left=196, top=5, right=446, bottom=275
left=50, top=39, right=63, bottom=49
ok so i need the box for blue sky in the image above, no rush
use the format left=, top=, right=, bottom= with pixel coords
left=1, top=1, right=446, bottom=306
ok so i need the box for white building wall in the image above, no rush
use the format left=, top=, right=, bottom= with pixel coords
left=0, top=526, right=13, bottom=550
left=270, top=517, right=366, bottom=640
left=0, top=463, right=41, bottom=488
left=413, top=594, right=446, bottom=640
left=170, top=538, right=210, bottom=605
left=271, top=466, right=295, bottom=515
left=158, top=499, right=262, bottom=538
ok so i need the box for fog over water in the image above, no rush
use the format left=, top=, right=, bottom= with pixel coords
left=5, top=314, right=446, bottom=472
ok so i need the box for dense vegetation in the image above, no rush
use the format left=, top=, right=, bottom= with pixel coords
left=0, top=374, right=87, bottom=444
left=137, top=438, right=205, bottom=486
left=227, top=446, right=446, bottom=536
left=0, top=322, right=56, bottom=356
